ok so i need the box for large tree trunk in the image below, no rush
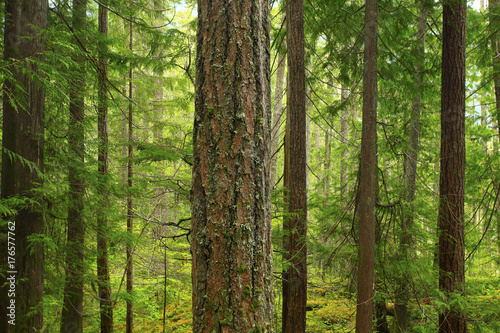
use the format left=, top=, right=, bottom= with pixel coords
left=438, top=0, right=467, bottom=331
left=0, top=1, right=47, bottom=332
left=97, top=4, right=114, bottom=332
left=60, top=1, right=87, bottom=332
left=355, top=0, right=379, bottom=331
left=191, top=0, right=273, bottom=331
left=393, top=3, right=427, bottom=332
left=283, top=0, right=308, bottom=332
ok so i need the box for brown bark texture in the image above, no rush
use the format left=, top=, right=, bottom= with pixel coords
left=438, top=0, right=467, bottom=332
left=191, top=0, right=274, bottom=331
left=97, top=4, right=114, bottom=332
left=0, top=0, right=47, bottom=332
left=283, top=0, right=308, bottom=332
left=355, top=0, right=379, bottom=331
left=60, top=1, right=87, bottom=332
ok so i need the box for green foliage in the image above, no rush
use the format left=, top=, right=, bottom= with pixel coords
left=2, top=0, right=500, bottom=331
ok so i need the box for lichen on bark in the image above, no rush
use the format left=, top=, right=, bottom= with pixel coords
left=191, top=0, right=274, bottom=332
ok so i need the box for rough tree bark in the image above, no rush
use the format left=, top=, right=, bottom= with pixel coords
left=191, top=0, right=274, bottom=331
left=355, top=0, right=379, bottom=330
left=60, top=1, right=87, bottom=332
left=393, top=3, right=427, bottom=332
left=0, top=1, right=47, bottom=332
left=438, top=0, right=467, bottom=331
left=97, top=3, right=114, bottom=332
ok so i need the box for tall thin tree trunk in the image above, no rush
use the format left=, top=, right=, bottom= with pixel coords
left=438, top=0, right=467, bottom=331
left=282, top=110, right=290, bottom=332
left=491, top=0, right=500, bottom=281
left=393, top=4, right=427, bottom=332
left=356, top=0, right=379, bottom=330
left=283, top=0, right=308, bottom=331
left=126, top=16, right=134, bottom=333
left=97, top=3, right=114, bottom=332
left=350, top=102, right=360, bottom=194
left=340, top=85, right=349, bottom=199
left=324, top=129, right=331, bottom=201
left=0, top=1, right=47, bottom=332
left=270, top=16, right=286, bottom=189
left=191, top=0, right=274, bottom=331
left=305, top=63, right=312, bottom=196
left=61, top=1, right=87, bottom=332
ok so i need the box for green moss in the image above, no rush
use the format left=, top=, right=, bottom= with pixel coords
left=252, top=296, right=262, bottom=308
left=250, top=324, right=263, bottom=333
left=243, top=285, right=251, bottom=298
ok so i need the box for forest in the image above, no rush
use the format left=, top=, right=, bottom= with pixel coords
left=0, top=0, right=499, bottom=332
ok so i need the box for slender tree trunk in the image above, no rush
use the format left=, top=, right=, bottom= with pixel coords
left=340, top=85, right=349, bottom=199
left=393, top=4, right=427, bottom=332
left=350, top=102, right=360, bottom=195
left=324, top=128, right=331, bottom=201
left=438, top=0, right=467, bottom=331
left=355, top=0, right=379, bottom=330
left=97, top=4, right=114, bottom=332
left=305, top=63, right=312, bottom=196
left=283, top=0, right=308, bottom=331
left=126, top=16, right=134, bottom=333
left=270, top=16, right=286, bottom=190
left=282, top=112, right=290, bottom=332
left=60, top=1, right=87, bottom=332
left=191, top=0, right=273, bottom=331
left=0, top=1, right=47, bottom=332
left=492, top=0, right=500, bottom=281
left=162, top=241, right=168, bottom=333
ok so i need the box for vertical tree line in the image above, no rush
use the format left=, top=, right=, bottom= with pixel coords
left=126, top=12, right=135, bottom=333
left=282, top=0, right=308, bottom=332
left=60, top=1, right=87, bottom=332
left=0, top=0, right=48, bottom=332
left=97, top=3, right=114, bottom=332
left=438, top=0, right=467, bottom=331
left=355, top=0, right=379, bottom=330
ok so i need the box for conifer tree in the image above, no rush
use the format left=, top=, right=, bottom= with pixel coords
left=97, top=3, right=114, bottom=332
left=0, top=0, right=48, bottom=331
left=283, top=0, right=308, bottom=331
left=438, top=0, right=467, bottom=331
left=356, top=0, right=379, bottom=330
left=191, top=0, right=274, bottom=331
left=126, top=14, right=134, bottom=333
left=60, top=1, right=87, bottom=332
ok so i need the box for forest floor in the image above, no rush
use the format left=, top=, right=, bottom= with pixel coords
left=108, top=275, right=500, bottom=332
